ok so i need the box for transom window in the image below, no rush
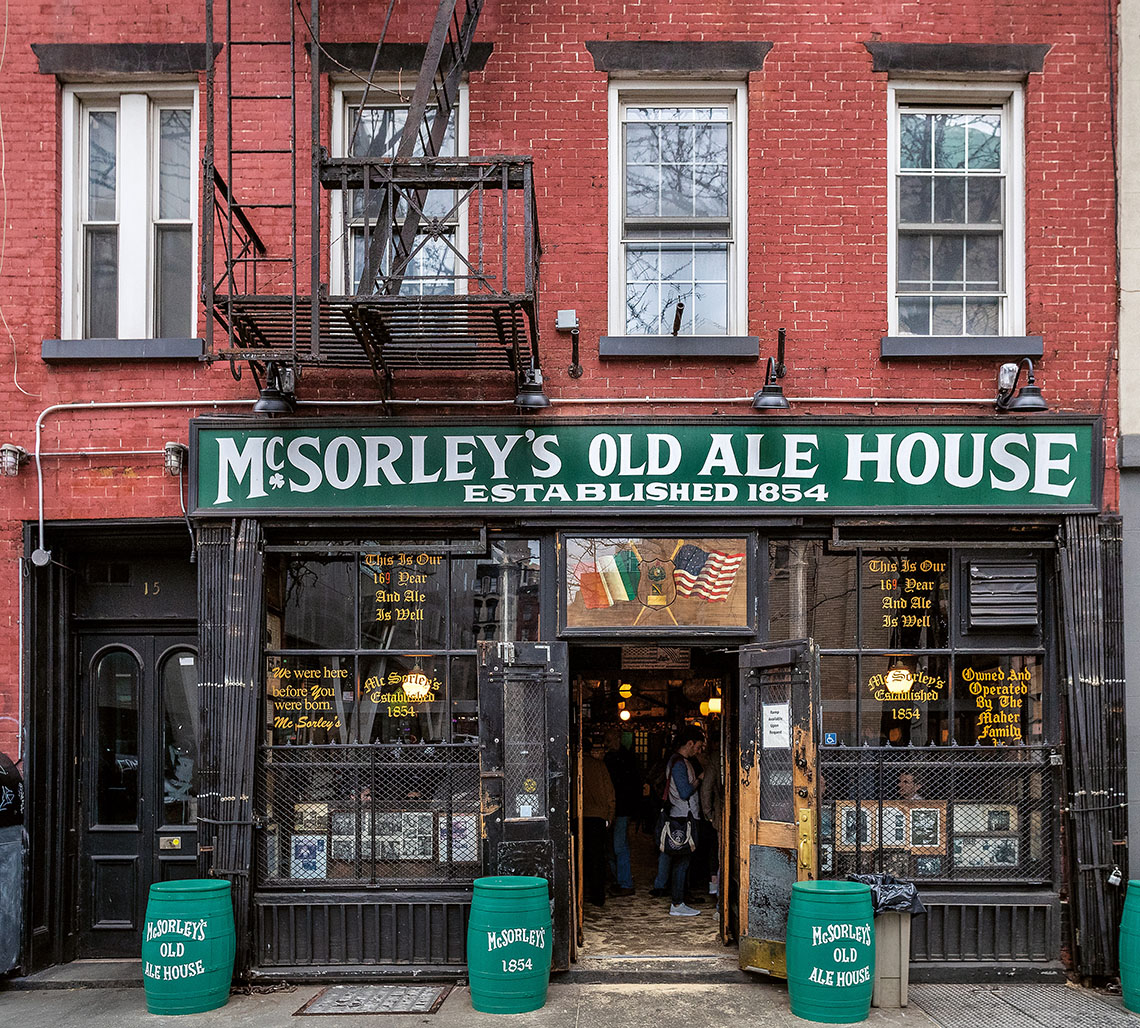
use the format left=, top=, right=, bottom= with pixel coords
left=610, top=86, right=746, bottom=336
left=889, top=85, right=1024, bottom=337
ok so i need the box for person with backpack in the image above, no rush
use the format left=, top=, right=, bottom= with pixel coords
left=648, top=726, right=704, bottom=916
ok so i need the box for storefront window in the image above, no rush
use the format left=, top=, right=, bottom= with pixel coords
left=451, top=540, right=541, bottom=647
left=358, top=654, right=446, bottom=743
left=861, top=654, right=949, bottom=747
left=359, top=552, right=449, bottom=650
left=258, top=540, right=537, bottom=888
left=859, top=551, right=949, bottom=649
left=770, top=541, right=1054, bottom=885
left=282, top=558, right=355, bottom=649
left=954, top=654, right=1043, bottom=745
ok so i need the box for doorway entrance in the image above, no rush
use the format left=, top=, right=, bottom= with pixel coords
left=569, top=645, right=733, bottom=961
left=77, top=632, right=200, bottom=956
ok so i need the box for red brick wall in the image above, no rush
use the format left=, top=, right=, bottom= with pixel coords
left=0, top=0, right=1119, bottom=756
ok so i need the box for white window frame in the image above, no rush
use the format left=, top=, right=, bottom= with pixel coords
left=61, top=83, right=199, bottom=340
left=887, top=80, right=1025, bottom=337
left=607, top=80, right=748, bottom=337
left=329, top=82, right=469, bottom=296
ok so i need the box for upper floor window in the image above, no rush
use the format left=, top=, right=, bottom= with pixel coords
left=62, top=86, right=197, bottom=340
left=609, top=84, right=747, bottom=336
left=889, top=83, right=1024, bottom=337
left=330, top=85, right=467, bottom=296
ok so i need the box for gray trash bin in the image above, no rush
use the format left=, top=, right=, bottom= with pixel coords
left=872, top=910, right=911, bottom=1008
left=846, top=873, right=924, bottom=1010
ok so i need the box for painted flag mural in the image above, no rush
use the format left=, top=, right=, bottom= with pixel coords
left=673, top=544, right=745, bottom=602
left=575, top=561, right=614, bottom=608
left=600, top=550, right=641, bottom=602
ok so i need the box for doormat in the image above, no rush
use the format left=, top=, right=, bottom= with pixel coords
left=295, top=984, right=451, bottom=1016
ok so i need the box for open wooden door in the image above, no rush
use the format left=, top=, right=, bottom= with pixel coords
left=477, top=641, right=571, bottom=971
left=737, top=639, right=819, bottom=977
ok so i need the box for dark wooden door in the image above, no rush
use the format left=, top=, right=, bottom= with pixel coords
left=477, top=641, right=570, bottom=971
left=737, top=639, right=820, bottom=978
left=78, top=633, right=199, bottom=956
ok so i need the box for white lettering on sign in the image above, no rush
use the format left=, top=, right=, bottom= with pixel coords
left=204, top=427, right=1086, bottom=509
left=805, top=921, right=873, bottom=990
left=145, top=918, right=208, bottom=942
left=144, top=959, right=206, bottom=981
left=485, top=927, right=547, bottom=952
left=811, top=922, right=872, bottom=947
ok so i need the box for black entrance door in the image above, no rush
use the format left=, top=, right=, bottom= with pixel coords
left=477, top=641, right=570, bottom=971
left=78, top=633, right=199, bottom=956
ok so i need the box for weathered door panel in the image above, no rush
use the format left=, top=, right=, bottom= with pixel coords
left=477, top=642, right=570, bottom=971
left=737, top=640, right=819, bottom=977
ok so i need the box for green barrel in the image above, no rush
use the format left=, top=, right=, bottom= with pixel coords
left=466, top=876, right=552, bottom=1014
left=1120, top=880, right=1140, bottom=1012
left=786, top=880, right=875, bottom=1024
left=142, top=879, right=235, bottom=1015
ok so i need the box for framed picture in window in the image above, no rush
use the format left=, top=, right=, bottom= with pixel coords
left=953, top=835, right=1020, bottom=868
left=293, top=802, right=329, bottom=832
left=915, top=855, right=943, bottom=876
left=330, top=835, right=357, bottom=861
left=908, top=803, right=946, bottom=854
left=835, top=802, right=875, bottom=850
left=951, top=803, right=1018, bottom=835
left=820, top=844, right=834, bottom=873
left=878, top=803, right=909, bottom=848
left=400, top=812, right=435, bottom=860
left=290, top=834, right=328, bottom=879
left=438, top=812, right=480, bottom=863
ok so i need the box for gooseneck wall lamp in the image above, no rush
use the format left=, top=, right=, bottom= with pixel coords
left=515, top=367, right=551, bottom=410
left=996, top=358, right=1048, bottom=412
left=753, top=328, right=791, bottom=410
left=253, top=362, right=298, bottom=415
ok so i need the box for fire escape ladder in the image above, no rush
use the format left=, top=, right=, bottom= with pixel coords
left=356, top=0, right=485, bottom=298
left=203, top=0, right=301, bottom=382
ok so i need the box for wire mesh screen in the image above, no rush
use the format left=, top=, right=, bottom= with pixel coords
left=818, top=746, right=1055, bottom=884
left=503, top=674, right=547, bottom=820
left=256, top=743, right=481, bottom=885
left=758, top=670, right=794, bottom=823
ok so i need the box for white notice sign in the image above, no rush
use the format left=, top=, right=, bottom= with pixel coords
left=762, top=703, right=791, bottom=749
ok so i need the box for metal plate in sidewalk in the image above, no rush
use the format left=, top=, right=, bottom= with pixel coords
left=910, top=984, right=1137, bottom=1028
left=295, top=984, right=451, bottom=1016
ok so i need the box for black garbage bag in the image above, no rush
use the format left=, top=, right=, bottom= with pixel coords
left=0, top=753, right=21, bottom=828
left=846, top=873, right=926, bottom=916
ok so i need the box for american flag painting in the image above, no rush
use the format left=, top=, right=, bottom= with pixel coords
left=673, top=544, right=745, bottom=602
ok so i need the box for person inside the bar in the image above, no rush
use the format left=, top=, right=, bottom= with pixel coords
left=897, top=771, right=923, bottom=801
left=581, top=733, right=616, bottom=907
left=650, top=726, right=704, bottom=917
left=603, top=727, right=641, bottom=897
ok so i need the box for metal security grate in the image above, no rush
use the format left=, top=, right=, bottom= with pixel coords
left=911, top=985, right=1137, bottom=1028
left=296, top=984, right=451, bottom=1015
left=757, top=669, right=794, bottom=823
left=256, top=743, right=480, bottom=885
left=503, top=674, right=546, bottom=820
left=818, top=746, right=1055, bottom=884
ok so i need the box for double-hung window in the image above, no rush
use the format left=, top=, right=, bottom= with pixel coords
left=609, top=84, right=746, bottom=337
left=63, top=87, right=197, bottom=340
left=889, top=84, right=1024, bottom=337
left=330, top=85, right=467, bottom=295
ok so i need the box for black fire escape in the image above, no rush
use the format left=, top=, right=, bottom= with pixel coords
left=202, top=0, right=544, bottom=407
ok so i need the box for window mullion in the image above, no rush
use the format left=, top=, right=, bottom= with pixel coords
left=117, top=94, right=150, bottom=339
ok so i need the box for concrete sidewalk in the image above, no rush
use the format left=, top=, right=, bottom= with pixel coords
left=0, top=977, right=1136, bottom=1028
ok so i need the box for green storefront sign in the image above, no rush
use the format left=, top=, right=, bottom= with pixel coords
left=189, top=418, right=1100, bottom=515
